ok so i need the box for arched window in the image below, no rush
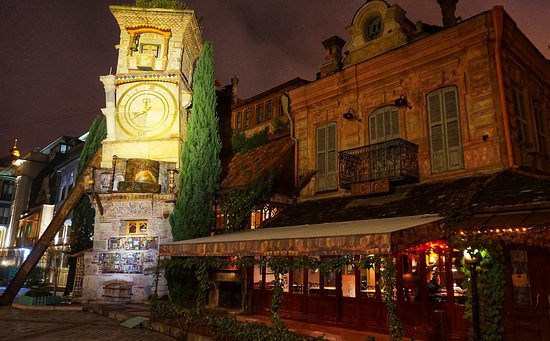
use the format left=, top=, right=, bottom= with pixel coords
left=427, top=86, right=463, bottom=173
left=369, top=106, right=400, bottom=144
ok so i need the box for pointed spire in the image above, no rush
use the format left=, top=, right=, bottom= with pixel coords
left=9, top=138, right=20, bottom=161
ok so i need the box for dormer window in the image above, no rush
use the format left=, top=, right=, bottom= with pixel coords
left=364, top=15, right=383, bottom=41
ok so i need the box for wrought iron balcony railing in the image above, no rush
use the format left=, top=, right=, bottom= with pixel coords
left=338, top=138, right=419, bottom=189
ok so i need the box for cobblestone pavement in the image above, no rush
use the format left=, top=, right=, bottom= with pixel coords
left=0, top=306, right=175, bottom=341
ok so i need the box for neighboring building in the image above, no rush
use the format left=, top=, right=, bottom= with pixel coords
left=161, top=1, right=550, bottom=340
left=79, top=4, right=203, bottom=303
left=231, top=78, right=309, bottom=137
left=15, top=136, right=83, bottom=287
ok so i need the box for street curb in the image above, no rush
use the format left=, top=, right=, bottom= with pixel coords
left=12, top=303, right=84, bottom=311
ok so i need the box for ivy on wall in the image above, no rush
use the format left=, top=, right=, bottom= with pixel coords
left=154, top=255, right=408, bottom=340
left=219, top=171, right=277, bottom=232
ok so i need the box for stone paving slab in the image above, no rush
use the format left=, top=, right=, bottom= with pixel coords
left=0, top=306, right=174, bottom=341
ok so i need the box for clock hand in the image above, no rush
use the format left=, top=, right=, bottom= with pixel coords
left=133, top=104, right=152, bottom=118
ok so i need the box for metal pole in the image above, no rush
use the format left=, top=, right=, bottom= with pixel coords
left=470, top=263, right=481, bottom=341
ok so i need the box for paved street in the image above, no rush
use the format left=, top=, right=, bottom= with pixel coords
left=0, top=306, right=174, bottom=341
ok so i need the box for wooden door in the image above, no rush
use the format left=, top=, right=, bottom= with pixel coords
left=504, top=247, right=550, bottom=340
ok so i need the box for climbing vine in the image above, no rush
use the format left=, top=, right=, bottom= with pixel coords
left=374, top=255, right=403, bottom=341
left=451, top=231, right=507, bottom=341
left=219, top=171, right=277, bottom=231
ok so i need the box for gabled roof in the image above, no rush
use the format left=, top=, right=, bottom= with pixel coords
left=220, top=137, right=295, bottom=190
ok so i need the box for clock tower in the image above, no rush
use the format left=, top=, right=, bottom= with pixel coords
left=100, top=5, right=201, bottom=168
left=80, top=5, right=202, bottom=304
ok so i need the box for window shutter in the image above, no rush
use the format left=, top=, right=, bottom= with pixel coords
left=317, top=125, right=327, bottom=191
left=428, top=87, right=463, bottom=173
left=326, top=123, right=337, bottom=190
left=316, top=123, right=337, bottom=192
left=443, top=88, right=463, bottom=170
left=369, top=107, right=400, bottom=144
left=391, top=107, right=399, bottom=138
left=428, top=91, right=447, bottom=173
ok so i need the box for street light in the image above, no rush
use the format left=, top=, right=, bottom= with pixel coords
left=463, top=247, right=482, bottom=341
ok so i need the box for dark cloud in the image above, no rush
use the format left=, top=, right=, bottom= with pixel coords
left=1, top=0, right=548, bottom=156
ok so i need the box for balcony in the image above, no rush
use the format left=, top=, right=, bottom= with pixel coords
left=338, top=139, right=419, bottom=189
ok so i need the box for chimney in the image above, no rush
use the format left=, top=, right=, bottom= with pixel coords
left=437, top=0, right=459, bottom=27
left=230, top=75, right=239, bottom=105
left=320, top=36, right=346, bottom=77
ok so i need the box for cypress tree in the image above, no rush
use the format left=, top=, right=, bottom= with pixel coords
left=170, top=41, right=221, bottom=241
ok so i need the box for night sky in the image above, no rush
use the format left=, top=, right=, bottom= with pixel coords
left=1, top=0, right=548, bottom=156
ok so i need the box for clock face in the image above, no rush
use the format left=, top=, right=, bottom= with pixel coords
left=116, top=82, right=177, bottom=138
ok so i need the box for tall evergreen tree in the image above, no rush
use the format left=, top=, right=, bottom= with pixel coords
left=170, top=41, right=221, bottom=241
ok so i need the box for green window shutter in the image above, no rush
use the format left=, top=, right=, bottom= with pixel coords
left=317, top=125, right=327, bottom=191
left=428, top=87, right=463, bottom=173
left=428, top=91, right=447, bottom=173
left=326, top=123, right=338, bottom=190
left=369, top=106, right=400, bottom=144
left=316, top=123, right=337, bottom=191
left=369, top=115, right=377, bottom=142
left=443, top=88, right=463, bottom=170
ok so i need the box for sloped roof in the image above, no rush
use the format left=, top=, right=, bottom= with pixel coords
left=220, top=137, right=295, bottom=190
left=470, top=170, right=550, bottom=211
left=264, top=174, right=492, bottom=228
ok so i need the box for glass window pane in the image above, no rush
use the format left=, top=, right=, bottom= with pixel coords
left=342, top=264, right=356, bottom=297
left=307, top=264, right=320, bottom=295
left=292, top=268, right=305, bottom=294
left=402, top=252, right=420, bottom=301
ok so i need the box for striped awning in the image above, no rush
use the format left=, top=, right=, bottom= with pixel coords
left=160, top=214, right=445, bottom=257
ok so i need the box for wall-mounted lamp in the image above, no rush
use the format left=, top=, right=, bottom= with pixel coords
left=395, top=95, right=412, bottom=109
left=342, top=109, right=361, bottom=122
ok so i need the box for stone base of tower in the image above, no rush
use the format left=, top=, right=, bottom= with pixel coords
left=80, top=156, right=177, bottom=304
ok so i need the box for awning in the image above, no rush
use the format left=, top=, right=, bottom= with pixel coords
left=458, top=209, right=550, bottom=229
left=160, top=214, right=445, bottom=257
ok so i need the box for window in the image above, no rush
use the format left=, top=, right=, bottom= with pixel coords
left=513, top=86, right=530, bottom=143
left=0, top=206, right=10, bottom=225
left=278, top=96, right=284, bottom=116
left=1, top=181, right=14, bottom=200
left=57, top=144, right=70, bottom=154
left=534, top=105, right=546, bottom=155
left=126, top=221, right=148, bottom=234
left=369, top=106, right=400, bottom=144
left=236, top=112, right=242, bottom=130
left=256, top=103, right=264, bottom=123
left=244, top=109, right=250, bottom=129
left=266, top=100, right=273, bottom=120
left=364, top=15, right=383, bottom=40
left=316, top=122, right=338, bottom=191
left=428, top=87, right=464, bottom=173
